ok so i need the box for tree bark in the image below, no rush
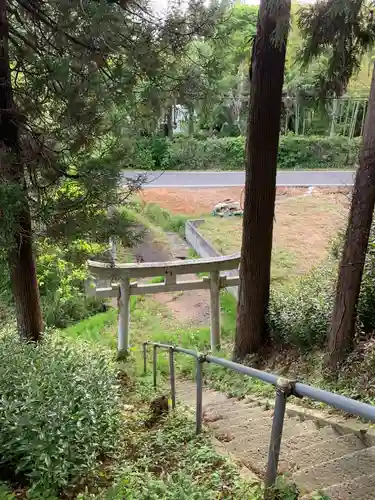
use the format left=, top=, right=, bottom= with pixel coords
left=328, top=63, right=375, bottom=368
left=234, top=0, right=290, bottom=360
left=0, top=0, right=43, bottom=341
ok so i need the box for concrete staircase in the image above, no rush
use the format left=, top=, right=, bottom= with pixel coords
left=176, top=381, right=375, bottom=499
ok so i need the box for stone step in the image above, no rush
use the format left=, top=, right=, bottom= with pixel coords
left=278, top=426, right=348, bottom=473
left=290, top=433, right=366, bottom=472
left=176, top=381, right=375, bottom=496
left=176, top=388, right=269, bottom=423
left=176, top=387, right=229, bottom=407
left=318, top=471, right=375, bottom=500
left=219, top=417, right=330, bottom=474
left=293, top=446, right=375, bottom=493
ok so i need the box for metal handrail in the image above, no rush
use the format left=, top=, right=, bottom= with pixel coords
left=143, top=341, right=375, bottom=490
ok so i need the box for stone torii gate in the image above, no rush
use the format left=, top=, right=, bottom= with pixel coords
left=87, top=254, right=240, bottom=356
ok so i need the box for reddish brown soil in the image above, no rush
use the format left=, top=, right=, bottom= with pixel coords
left=140, top=187, right=350, bottom=216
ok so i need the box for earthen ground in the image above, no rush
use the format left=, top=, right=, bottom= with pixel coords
left=140, top=186, right=350, bottom=216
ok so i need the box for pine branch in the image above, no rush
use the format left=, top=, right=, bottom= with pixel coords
left=15, top=0, right=96, bottom=52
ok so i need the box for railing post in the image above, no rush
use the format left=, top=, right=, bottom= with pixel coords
left=265, top=378, right=294, bottom=490
left=143, top=342, right=147, bottom=375
left=118, top=277, right=130, bottom=356
left=196, top=355, right=205, bottom=434
left=169, top=347, right=176, bottom=409
left=152, top=344, right=157, bottom=389
left=209, top=270, right=221, bottom=351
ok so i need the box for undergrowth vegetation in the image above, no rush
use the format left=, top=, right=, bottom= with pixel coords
left=0, top=239, right=107, bottom=330
left=0, top=331, right=121, bottom=498
left=80, top=394, right=262, bottom=500
left=0, top=315, right=301, bottom=499
left=141, top=202, right=188, bottom=237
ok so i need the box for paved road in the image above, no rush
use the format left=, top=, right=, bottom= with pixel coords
left=123, top=170, right=356, bottom=188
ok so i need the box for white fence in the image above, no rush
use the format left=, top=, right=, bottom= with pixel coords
left=87, top=254, right=240, bottom=355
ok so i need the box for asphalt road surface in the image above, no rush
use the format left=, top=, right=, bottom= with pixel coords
left=123, top=170, right=356, bottom=188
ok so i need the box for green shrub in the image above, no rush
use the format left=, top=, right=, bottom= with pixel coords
left=359, top=241, right=375, bottom=332
left=0, top=331, right=121, bottom=495
left=278, top=135, right=360, bottom=170
left=37, top=239, right=106, bottom=328
left=85, top=412, right=258, bottom=500
left=136, top=135, right=360, bottom=171
left=134, top=137, right=168, bottom=169
left=268, top=268, right=335, bottom=349
left=161, top=136, right=244, bottom=171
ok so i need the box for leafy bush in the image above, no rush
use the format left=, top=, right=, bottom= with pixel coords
left=278, top=135, right=359, bottom=170
left=268, top=268, right=335, bottom=349
left=135, top=135, right=360, bottom=171
left=161, top=136, right=244, bottom=171
left=37, top=239, right=106, bottom=328
left=0, top=331, right=121, bottom=496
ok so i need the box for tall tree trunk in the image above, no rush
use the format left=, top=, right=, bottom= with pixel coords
left=234, top=0, right=290, bottom=360
left=0, top=0, right=43, bottom=341
left=328, top=64, right=375, bottom=368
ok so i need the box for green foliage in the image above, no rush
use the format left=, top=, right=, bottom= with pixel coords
left=162, top=136, right=245, bottom=170
left=358, top=235, right=375, bottom=332
left=138, top=135, right=360, bottom=171
left=90, top=413, right=256, bottom=499
left=0, top=331, right=121, bottom=496
left=136, top=137, right=170, bottom=169
left=268, top=268, right=336, bottom=349
left=77, top=391, right=287, bottom=500
left=298, top=0, right=375, bottom=97
left=0, top=237, right=108, bottom=329
left=278, top=134, right=360, bottom=169
left=142, top=203, right=188, bottom=236
left=37, top=239, right=106, bottom=328
left=0, top=483, right=15, bottom=500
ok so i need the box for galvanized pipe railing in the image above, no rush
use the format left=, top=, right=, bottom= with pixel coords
left=143, top=341, right=375, bottom=489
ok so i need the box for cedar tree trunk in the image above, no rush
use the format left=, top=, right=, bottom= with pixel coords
left=234, top=0, right=290, bottom=360
left=328, top=64, right=375, bottom=368
left=0, top=0, right=43, bottom=341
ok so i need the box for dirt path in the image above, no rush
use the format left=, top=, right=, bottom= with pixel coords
left=133, top=231, right=210, bottom=326
left=155, top=276, right=210, bottom=326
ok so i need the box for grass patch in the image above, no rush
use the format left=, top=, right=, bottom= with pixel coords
left=142, top=202, right=189, bottom=237
left=62, top=308, right=118, bottom=347
left=68, top=290, right=375, bottom=409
